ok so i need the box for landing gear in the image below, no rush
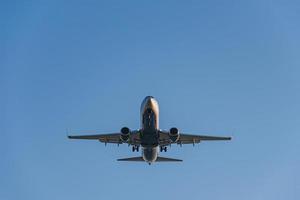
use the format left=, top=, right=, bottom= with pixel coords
left=132, top=145, right=139, bottom=152
left=160, top=146, right=167, bottom=152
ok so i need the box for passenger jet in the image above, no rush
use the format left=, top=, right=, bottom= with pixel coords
left=68, top=96, right=231, bottom=164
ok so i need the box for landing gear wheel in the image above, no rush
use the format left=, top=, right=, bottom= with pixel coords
left=164, top=146, right=167, bottom=152
left=132, top=146, right=139, bottom=152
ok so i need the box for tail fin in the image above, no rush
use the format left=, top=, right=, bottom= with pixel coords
left=117, top=157, right=144, bottom=161
left=156, top=157, right=183, bottom=162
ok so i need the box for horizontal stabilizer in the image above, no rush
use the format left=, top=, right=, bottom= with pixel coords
left=117, top=156, right=182, bottom=162
left=117, top=157, right=144, bottom=161
left=156, top=157, right=183, bottom=162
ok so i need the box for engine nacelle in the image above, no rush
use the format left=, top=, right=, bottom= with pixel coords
left=169, top=127, right=179, bottom=143
left=120, top=127, right=130, bottom=142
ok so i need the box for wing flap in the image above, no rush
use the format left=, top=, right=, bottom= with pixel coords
left=178, top=134, right=231, bottom=144
left=68, top=130, right=141, bottom=145
left=68, top=133, right=122, bottom=144
left=159, top=130, right=231, bottom=145
left=68, top=133, right=120, bottom=140
left=180, top=134, right=231, bottom=141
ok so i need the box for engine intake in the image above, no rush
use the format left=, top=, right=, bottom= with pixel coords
left=120, top=127, right=130, bottom=142
left=169, top=127, right=179, bottom=143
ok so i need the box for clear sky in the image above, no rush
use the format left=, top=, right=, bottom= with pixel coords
left=1, top=1, right=300, bottom=200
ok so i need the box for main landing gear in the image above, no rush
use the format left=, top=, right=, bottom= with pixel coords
left=160, top=146, right=167, bottom=152
left=132, top=145, right=139, bottom=152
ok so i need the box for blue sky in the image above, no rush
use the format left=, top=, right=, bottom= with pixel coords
left=1, top=1, right=300, bottom=199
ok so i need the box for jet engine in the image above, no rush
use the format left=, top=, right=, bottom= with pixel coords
left=169, top=127, right=179, bottom=143
left=120, top=127, right=130, bottom=142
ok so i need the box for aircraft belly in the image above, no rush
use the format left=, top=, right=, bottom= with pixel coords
left=141, top=130, right=159, bottom=147
left=142, top=147, right=158, bottom=163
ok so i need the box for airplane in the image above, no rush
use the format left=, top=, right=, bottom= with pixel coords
left=68, top=96, right=231, bottom=164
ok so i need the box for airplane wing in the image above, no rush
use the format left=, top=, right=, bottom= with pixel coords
left=68, top=133, right=122, bottom=144
left=178, top=133, right=231, bottom=144
left=159, top=130, right=231, bottom=145
left=68, top=130, right=141, bottom=145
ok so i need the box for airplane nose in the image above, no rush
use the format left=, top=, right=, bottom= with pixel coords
left=145, top=96, right=154, bottom=106
left=145, top=96, right=154, bottom=101
left=141, top=96, right=158, bottom=112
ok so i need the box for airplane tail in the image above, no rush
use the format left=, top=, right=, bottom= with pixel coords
left=117, top=156, right=182, bottom=162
